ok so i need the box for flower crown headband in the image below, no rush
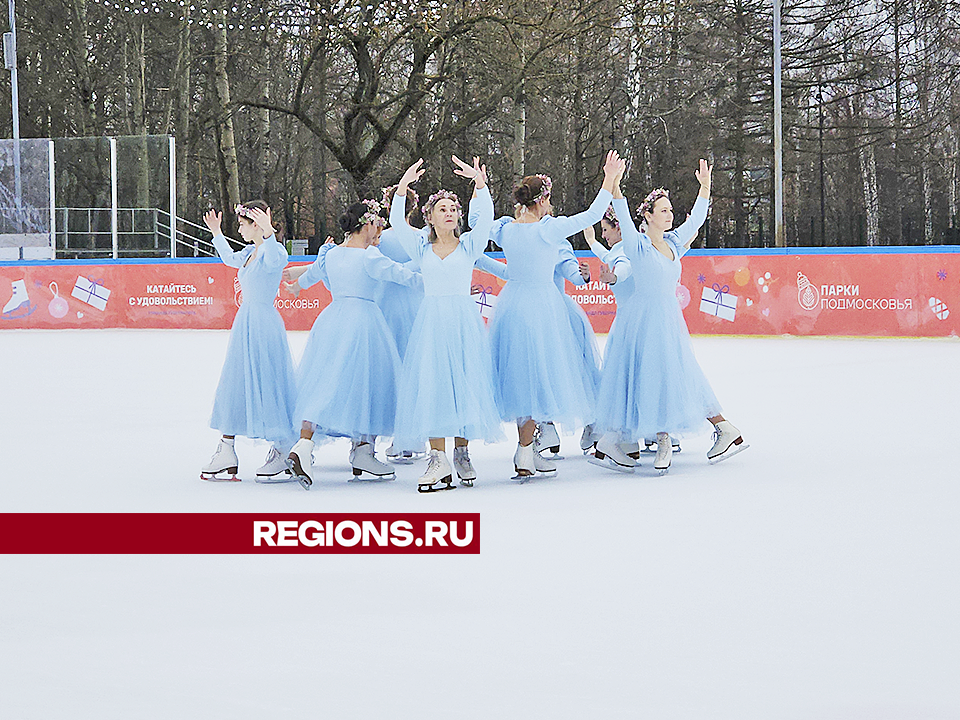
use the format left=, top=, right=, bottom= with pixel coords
left=603, top=204, right=619, bottom=228
left=358, top=198, right=386, bottom=229
left=638, top=188, right=669, bottom=219
left=382, top=185, right=420, bottom=210
left=421, top=190, right=462, bottom=220
left=531, top=174, right=552, bottom=204
left=234, top=204, right=256, bottom=221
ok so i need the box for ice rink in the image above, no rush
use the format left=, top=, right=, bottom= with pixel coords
left=2, top=329, right=959, bottom=719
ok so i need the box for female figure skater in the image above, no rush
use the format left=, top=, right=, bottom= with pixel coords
left=595, top=159, right=747, bottom=474
left=284, top=200, right=422, bottom=489
left=200, top=201, right=298, bottom=482
left=390, top=155, right=503, bottom=493
left=488, top=150, right=625, bottom=479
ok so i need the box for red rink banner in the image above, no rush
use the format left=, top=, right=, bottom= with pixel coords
left=3, top=249, right=960, bottom=336
left=0, top=513, right=481, bottom=554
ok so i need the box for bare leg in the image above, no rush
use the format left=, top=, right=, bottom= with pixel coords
left=518, top=418, right=536, bottom=446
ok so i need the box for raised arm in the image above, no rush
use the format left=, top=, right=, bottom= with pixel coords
left=295, top=242, right=334, bottom=291
left=390, top=159, right=428, bottom=260
left=541, top=151, right=624, bottom=240
left=670, top=159, right=712, bottom=256
left=246, top=207, right=287, bottom=269
left=474, top=252, right=509, bottom=281
left=363, top=246, right=423, bottom=289
left=204, top=210, right=250, bottom=268
left=452, top=156, right=494, bottom=258
left=556, top=240, right=587, bottom=287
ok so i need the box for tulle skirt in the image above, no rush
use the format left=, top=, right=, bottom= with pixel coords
left=489, top=281, right=595, bottom=425
left=562, top=293, right=602, bottom=401
left=295, top=297, right=402, bottom=439
left=393, top=295, right=503, bottom=446
left=210, top=301, right=297, bottom=446
left=595, top=292, right=722, bottom=438
left=378, top=282, right=423, bottom=360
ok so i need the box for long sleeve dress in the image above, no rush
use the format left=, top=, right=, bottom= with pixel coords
left=295, top=243, right=421, bottom=440
left=594, top=196, right=722, bottom=439
left=487, top=189, right=612, bottom=425
left=554, top=239, right=603, bottom=406
left=375, top=227, right=425, bottom=360
left=389, top=187, right=503, bottom=446
left=588, top=240, right=635, bottom=332
left=209, top=233, right=297, bottom=447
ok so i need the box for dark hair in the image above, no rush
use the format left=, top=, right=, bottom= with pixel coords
left=514, top=176, right=547, bottom=207
left=339, top=202, right=369, bottom=235
left=236, top=199, right=269, bottom=224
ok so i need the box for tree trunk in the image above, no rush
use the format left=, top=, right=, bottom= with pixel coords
left=212, top=0, right=241, bottom=217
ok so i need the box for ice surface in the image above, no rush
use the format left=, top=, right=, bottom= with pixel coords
left=1, top=329, right=958, bottom=719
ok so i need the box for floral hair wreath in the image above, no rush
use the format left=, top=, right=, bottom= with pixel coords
left=234, top=204, right=256, bottom=221
left=532, top=174, right=552, bottom=203
left=638, top=188, right=670, bottom=219
left=381, top=185, right=420, bottom=210
left=421, top=190, right=462, bottom=220
left=602, top=204, right=619, bottom=228
left=358, top=198, right=386, bottom=229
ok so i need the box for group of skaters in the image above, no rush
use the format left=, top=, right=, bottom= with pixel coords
left=200, top=150, right=747, bottom=492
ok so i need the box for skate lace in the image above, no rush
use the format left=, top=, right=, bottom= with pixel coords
left=426, top=453, right=441, bottom=473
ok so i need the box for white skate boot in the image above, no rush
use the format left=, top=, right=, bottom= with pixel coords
left=643, top=436, right=681, bottom=454
left=707, top=421, right=748, bottom=464
left=351, top=442, right=396, bottom=481
left=580, top=424, right=600, bottom=453
left=654, top=432, right=673, bottom=475
left=588, top=432, right=637, bottom=473
left=2, top=279, right=33, bottom=318
left=385, top=442, right=416, bottom=465
left=534, top=447, right=556, bottom=475
left=534, top=422, right=562, bottom=459
left=620, top=441, right=641, bottom=459
left=453, top=446, right=477, bottom=487
left=287, top=438, right=315, bottom=489
left=201, top=438, right=240, bottom=482
left=512, top=442, right=536, bottom=481
left=418, top=449, right=455, bottom=493
left=255, top=446, right=294, bottom=483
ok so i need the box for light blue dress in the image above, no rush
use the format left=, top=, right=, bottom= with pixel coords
left=554, top=240, right=602, bottom=403
left=209, top=233, right=297, bottom=446
left=595, top=196, right=721, bottom=438
left=375, top=227, right=424, bottom=360
left=589, top=240, right=635, bottom=334
left=389, top=187, right=503, bottom=445
left=295, top=243, right=421, bottom=439
left=487, top=189, right=612, bottom=425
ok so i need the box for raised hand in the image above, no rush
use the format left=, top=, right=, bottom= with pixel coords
left=203, top=209, right=223, bottom=235
left=246, top=207, right=276, bottom=238
left=453, top=155, right=488, bottom=189
left=599, top=266, right=618, bottom=285
left=398, top=159, right=425, bottom=194
left=579, top=260, right=591, bottom=283
left=602, top=150, right=625, bottom=180
left=695, top=158, right=713, bottom=196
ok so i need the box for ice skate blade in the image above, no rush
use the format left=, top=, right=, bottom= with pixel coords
left=535, top=467, right=557, bottom=475
left=285, top=456, right=313, bottom=489
left=642, top=445, right=681, bottom=454
left=587, top=455, right=635, bottom=474
left=655, top=466, right=670, bottom=476
left=418, top=476, right=455, bottom=493
left=254, top=472, right=295, bottom=484
left=459, top=478, right=474, bottom=487
left=349, top=471, right=396, bottom=482
left=708, top=441, right=749, bottom=465
left=386, top=453, right=416, bottom=465
left=200, top=472, right=240, bottom=482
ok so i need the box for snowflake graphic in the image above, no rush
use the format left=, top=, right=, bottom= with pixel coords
left=697, top=274, right=706, bottom=284
left=937, top=269, right=947, bottom=280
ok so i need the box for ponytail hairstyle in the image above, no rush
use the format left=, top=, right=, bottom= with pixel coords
left=339, top=199, right=386, bottom=238
left=420, top=190, right=462, bottom=244
left=514, top=174, right=552, bottom=208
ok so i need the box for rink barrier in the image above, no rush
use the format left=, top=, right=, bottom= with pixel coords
left=2, top=247, right=960, bottom=337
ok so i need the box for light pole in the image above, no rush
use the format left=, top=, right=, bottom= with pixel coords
left=3, top=0, right=21, bottom=224
left=773, top=0, right=785, bottom=246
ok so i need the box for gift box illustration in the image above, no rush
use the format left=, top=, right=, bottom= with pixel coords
left=471, top=284, right=497, bottom=321
left=71, top=276, right=111, bottom=311
left=699, top=282, right=738, bottom=321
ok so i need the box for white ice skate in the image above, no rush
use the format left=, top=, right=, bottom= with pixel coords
left=707, top=421, right=748, bottom=464
left=620, top=441, right=641, bottom=460
left=512, top=442, right=536, bottom=481
left=418, top=449, right=455, bottom=493
left=534, top=422, right=563, bottom=459
left=201, top=439, right=239, bottom=482
left=287, top=438, right=315, bottom=489
left=2, top=279, right=35, bottom=318
left=653, top=432, right=673, bottom=475
left=386, top=442, right=417, bottom=465
left=255, top=446, right=294, bottom=483
left=588, top=433, right=636, bottom=473
left=534, top=447, right=556, bottom=475
left=580, top=424, right=600, bottom=453
left=350, top=442, right=396, bottom=481
left=643, top=436, right=681, bottom=454
left=453, top=446, right=477, bottom=487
